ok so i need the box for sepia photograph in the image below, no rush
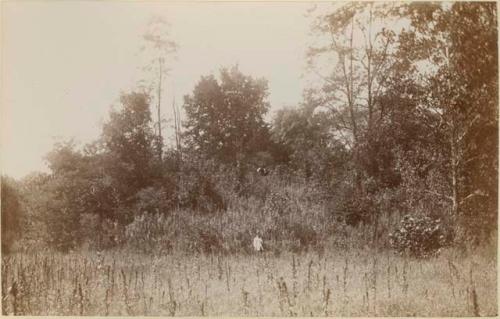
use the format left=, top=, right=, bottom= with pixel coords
left=0, top=1, right=498, bottom=316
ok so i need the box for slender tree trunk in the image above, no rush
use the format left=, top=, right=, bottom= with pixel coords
left=349, top=15, right=357, bottom=144
left=445, top=46, right=460, bottom=221
left=450, top=117, right=460, bottom=220
left=172, top=96, right=182, bottom=163
left=367, top=3, right=374, bottom=131
left=157, top=58, right=163, bottom=161
left=347, top=15, right=364, bottom=195
left=172, top=96, right=178, bottom=148
left=176, top=102, right=182, bottom=161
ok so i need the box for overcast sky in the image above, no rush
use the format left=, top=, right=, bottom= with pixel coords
left=1, top=1, right=320, bottom=178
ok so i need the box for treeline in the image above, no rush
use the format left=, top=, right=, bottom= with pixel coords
left=2, top=2, right=497, bottom=254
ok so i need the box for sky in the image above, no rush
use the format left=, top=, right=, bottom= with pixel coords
left=1, top=1, right=319, bottom=178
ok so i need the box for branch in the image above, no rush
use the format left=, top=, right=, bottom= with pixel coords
left=371, top=36, right=391, bottom=84
left=457, top=114, right=481, bottom=144
left=459, top=190, right=488, bottom=206
left=423, top=189, right=453, bottom=202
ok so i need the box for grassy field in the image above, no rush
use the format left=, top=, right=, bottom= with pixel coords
left=1, top=246, right=496, bottom=316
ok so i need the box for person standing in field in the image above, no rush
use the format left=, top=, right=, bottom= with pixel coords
left=253, top=234, right=263, bottom=252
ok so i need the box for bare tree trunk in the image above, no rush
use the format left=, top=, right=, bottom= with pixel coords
left=347, top=15, right=365, bottom=196
left=450, top=118, right=460, bottom=221
left=172, top=96, right=182, bottom=162
left=176, top=102, right=182, bottom=161
left=348, top=15, right=358, bottom=144
left=367, top=3, right=374, bottom=131
left=172, top=96, right=178, bottom=148
left=445, top=46, right=460, bottom=221
left=157, top=58, right=163, bottom=161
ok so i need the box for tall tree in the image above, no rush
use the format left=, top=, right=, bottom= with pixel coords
left=400, top=2, right=498, bottom=241
left=139, top=16, right=178, bottom=160
left=100, top=92, right=158, bottom=219
left=308, top=3, right=399, bottom=142
left=183, top=66, right=271, bottom=164
left=42, top=141, right=89, bottom=251
left=307, top=2, right=399, bottom=194
left=272, top=98, right=347, bottom=183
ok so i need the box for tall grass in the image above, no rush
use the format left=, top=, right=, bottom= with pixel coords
left=2, top=246, right=496, bottom=316
left=119, top=172, right=397, bottom=256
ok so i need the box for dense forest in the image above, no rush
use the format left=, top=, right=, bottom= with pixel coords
left=2, top=2, right=497, bottom=258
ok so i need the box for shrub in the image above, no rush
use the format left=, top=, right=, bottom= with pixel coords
left=176, top=164, right=226, bottom=214
left=288, top=222, right=318, bottom=251
left=389, top=215, right=453, bottom=258
left=124, top=213, right=173, bottom=254
left=132, top=186, right=176, bottom=215
left=196, top=226, right=224, bottom=254
left=1, top=176, right=23, bottom=254
left=264, top=190, right=298, bottom=216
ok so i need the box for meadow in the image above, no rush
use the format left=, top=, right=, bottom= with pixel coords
left=2, top=245, right=496, bottom=316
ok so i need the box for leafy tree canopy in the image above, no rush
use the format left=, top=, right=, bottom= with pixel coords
left=183, top=66, right=271, bottom=164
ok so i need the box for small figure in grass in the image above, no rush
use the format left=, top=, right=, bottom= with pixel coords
left=253, top=234, right=263, bottom=252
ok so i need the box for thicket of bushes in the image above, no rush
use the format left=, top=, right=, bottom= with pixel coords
left=389, top=215, right=454, bottom=258
left=3, top=150, right=492, bottom=257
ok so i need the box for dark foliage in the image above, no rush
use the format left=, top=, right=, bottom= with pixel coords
left=389, top=215, right=453, bottom=258
left=1, top=177, right=23, bottom=253
left=183, top=66, right=272, bottom=165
